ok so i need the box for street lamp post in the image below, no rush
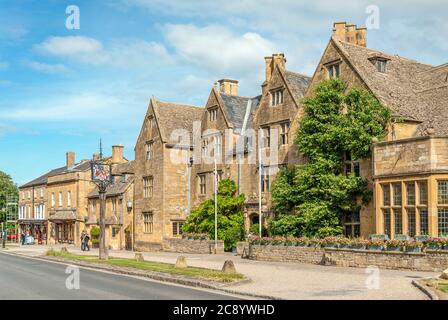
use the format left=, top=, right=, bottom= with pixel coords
left=91, top=161, right=112, bottom=260
left=98, top=180, right=108, bottom=260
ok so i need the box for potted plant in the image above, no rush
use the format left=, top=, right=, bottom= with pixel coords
left=369, top=234, right=390, bottom=241
left=296, top=237, right=309, bottom=247
left=405, top=240, right=424, bottom=253
left=308, top=238, right=322, bottom=248
left=338, top=237, right=352, bottom=249
left=350, top=238, right=370, bottom=250
left=322, top=236, right=340, bottom=249
left=90, top=226, right=100, bottom=248
left=386, top=239, right=404, bottom=252
left=426, top=238, right=444, bottom=251
left=368, top=239, right=385, bottom=251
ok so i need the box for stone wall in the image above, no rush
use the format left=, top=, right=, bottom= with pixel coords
left=248, top=245, right=448, bottom=272
left=163, top=239, right=225, bottom=254
left=249, top=245, right=325, bottom=264
left=324, top=248, right=448, bottom=272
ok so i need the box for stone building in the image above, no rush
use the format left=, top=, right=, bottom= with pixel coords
left=133, top=97, right=203, bottom=251
left=302, top=21, right=448, bottom=238
left=244, top=54, right=310, bottom=232
left=86, top=160, right=135, bottom=250
left=18, top=170, right=57, bottom=244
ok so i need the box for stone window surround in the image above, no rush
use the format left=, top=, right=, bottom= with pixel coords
left=143, top=176, right=153, bottom=198
left=172, top=220, right=185, bottom=237
left=324, top=59, right=342, bottom=79
left=208, top=107, right=218, bottom=122
left=380, top=179, right=429, bottom=238
left=145, top=140, right=154, bottom=161
left=269, top=87, right=284, bottom=107
left=143, top=212, right=153, bottom=234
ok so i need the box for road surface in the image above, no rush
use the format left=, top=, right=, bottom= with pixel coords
left=0, top=252, right=238, bottom=300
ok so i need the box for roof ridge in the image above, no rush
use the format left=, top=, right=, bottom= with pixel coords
left=155, top=99, right=203, bottom=109
left=334, top=37, right=434, bottom=67
left=284, top=69, right=312, bottom=78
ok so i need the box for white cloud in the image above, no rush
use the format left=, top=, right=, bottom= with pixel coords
left=27, top=61, right=68, bottom=74
left=35, top=36, right=102, bottom=57
left=35, top=36, right=172, bottom=69
left=164, top=24, right=274, bottom=76
left=0, top=80, right=13, bottom=86
left=1, top=92, right=122, bottom=121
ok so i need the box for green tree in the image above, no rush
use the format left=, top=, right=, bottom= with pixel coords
left=182, top=179, right=245, bottom=251
left=0, top=171, right=18, bottom=224
left=270, top=79, right=391, bottom=237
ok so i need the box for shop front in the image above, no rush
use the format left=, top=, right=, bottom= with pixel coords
left=48, top=210, right=80, bottom=245
left=18, top=220, right=47, bottom=245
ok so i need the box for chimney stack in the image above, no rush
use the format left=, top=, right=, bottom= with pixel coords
left=218, top=79, right=238, bottom=96
left=66, top=152, right=75, bottom=168
left=112, top=145, right=124, bottom=164
left=332, top=22, right=366, bottom=47
left=264, top=53, right=286, bottom=82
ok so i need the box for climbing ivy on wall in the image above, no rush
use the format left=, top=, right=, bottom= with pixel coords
left=270, top=79, right=392, bottom=237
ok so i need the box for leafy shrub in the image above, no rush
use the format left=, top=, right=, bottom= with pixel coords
left=90, top=226, right=100, bottom=239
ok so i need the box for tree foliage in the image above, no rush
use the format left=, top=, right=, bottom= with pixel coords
left=182, top=179, right=245, bottom=251
left=270, top=79, right=391, bottom=237
left=0, top=171, right=18, bottom=223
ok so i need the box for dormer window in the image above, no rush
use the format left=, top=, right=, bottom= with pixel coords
left=270, top=89, right=284, bottom=106
left=326, top=63, right=340, bottom=79
left=374, top=59, right=387, bottom=73
left=369, top=56, right=389, bottom=73
left=208, top=108, right=218, bottom=121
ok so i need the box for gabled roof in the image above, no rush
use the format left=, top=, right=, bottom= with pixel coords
left=218, top=93, right=262, bottom=132
left=331, top=37, right=448, bottom=135
left=284, top=71, right=311, bottom=102
left=152, top=98, right=204, bottom=143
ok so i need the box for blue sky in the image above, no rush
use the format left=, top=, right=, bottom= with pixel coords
left=0, top=0, right=447, bottom=185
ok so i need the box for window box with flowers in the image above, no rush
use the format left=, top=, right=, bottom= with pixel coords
left=322, top=236, right=341, bottom=249
left=426, top=238, right=445, bottom=251
left=404, top=240, right=424, bottom=253
left=386, top=240, right=404, bottom=252
left=349, top=238, right=370, bottom=250
left=368, top=239, right=386, bottom=251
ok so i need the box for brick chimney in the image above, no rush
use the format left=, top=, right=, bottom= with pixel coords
left=218, top=79, right=238, bottom=96
left=264, top=53, right=286, bottom=82
left=332, top=22, right=366, bottom=47
left=112, top=145, right=124, bottom=164
left=66, top=152, right=75, bottom=168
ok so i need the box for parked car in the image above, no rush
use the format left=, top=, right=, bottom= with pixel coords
left=8, top=234, right=18, bottom=240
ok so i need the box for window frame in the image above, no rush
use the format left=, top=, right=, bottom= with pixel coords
left=143, top=176, right=154, bottom=198
left=143, top=212, right=154, bottom=234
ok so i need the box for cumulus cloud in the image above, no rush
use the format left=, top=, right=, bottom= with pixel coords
left=27, top=61, right=68, bottom=74
left=164, top=24, right=274, bottom=76
left=34, top=36, right=172, bottom=69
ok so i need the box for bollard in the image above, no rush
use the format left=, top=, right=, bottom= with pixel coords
left=175, top=256, right=188, bottom=269
left=135, top=252, right=144, bottom=262
left=222, top=260, right=236, bottom=273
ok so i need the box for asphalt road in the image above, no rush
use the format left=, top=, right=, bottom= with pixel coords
left=0, top=252, right=238, bottom=300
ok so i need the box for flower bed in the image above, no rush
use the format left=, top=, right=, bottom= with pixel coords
left=248, top=235, right=448, bottom=253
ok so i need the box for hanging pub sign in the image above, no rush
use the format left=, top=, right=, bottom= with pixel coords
left=91, top=162, right=112, bottom=183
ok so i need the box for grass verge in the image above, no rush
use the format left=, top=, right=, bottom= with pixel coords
left=45, top=249, right=244, bottom=283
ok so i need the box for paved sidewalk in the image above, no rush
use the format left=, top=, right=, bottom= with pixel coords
left=3, top=244, right=437, bottom=300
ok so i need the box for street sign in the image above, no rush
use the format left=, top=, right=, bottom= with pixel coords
left=91, top=162, right=112, bottom=183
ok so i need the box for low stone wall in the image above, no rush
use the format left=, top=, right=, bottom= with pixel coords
left=249, top=245, right=325, bottom=264
left=324, top=248, right=448, bottom=272
left=134, top=241, right=163, bottom=252
left=163, top=239, right=225, bottom=254
left=248, top=245, right=448, bottom=272
left=236, top=242, right=249, bottom=256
